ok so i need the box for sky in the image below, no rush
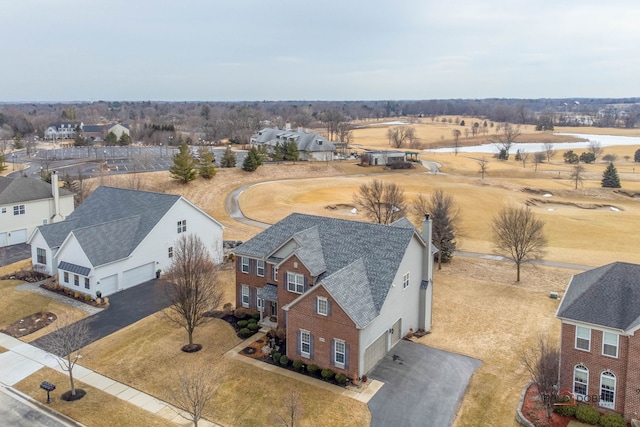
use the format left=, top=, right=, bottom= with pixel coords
left=2, top=0, right=640, bottom=102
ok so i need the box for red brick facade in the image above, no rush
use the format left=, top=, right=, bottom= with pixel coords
left=559, top=322, right=639, bottom=421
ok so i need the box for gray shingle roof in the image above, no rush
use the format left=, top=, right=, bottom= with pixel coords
left=291, top=226, right=326, bottom=276
left=0, top=176, right=73, bottom=205
left=235, top=213, right=418, bottom=326
left=251, top=128, right=336, bottom=152
left=37, top=186, right=180, bottom=267
left=557, top=262, right=640, bottom=331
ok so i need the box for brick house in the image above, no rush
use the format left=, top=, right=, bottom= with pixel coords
left=556, top=262, right=640, bottom=422
left=234, top=213, right=435, bottom=380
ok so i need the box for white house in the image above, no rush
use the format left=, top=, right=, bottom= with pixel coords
left=0, top=172, right=74, bottom=247
left=28, top=186, right=223, bottom=297
left=106, top=124, right=130, bottom=140
left=44, top=122, right=83, bottom=140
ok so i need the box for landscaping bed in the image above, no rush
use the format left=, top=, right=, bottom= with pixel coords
left=207, top=307, right=260, bottom=339
left=0, top=270, right=49, bottom=282
left=0, top=311, right=57, bottom=338
left=40, top=278, right=108, bottom=308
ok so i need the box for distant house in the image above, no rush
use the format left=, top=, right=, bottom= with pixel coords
left=44, top=122, right=83, bottom=140
left=28, top=187, right=223, bottom=297
left=107, top=123, right=130, bottom=140
left=556, top=262, right=640, bottom=423
left=82, top=125, right=105, bottom=142
left=234, top=213, right=435, bottom=380
left=0, top=172, right=73, bottom=247
left=251, top=126, right=336, bottom=161
left=361, top=150, right=406, bottom=166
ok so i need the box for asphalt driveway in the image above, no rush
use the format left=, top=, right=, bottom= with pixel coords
left=368, top=340, right=481, bottom=427
left=33, top=279, right=171, bottom=355
left=0, top=243, right=31, bottom=268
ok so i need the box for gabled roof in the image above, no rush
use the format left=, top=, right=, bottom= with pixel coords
left=0, top=176, right=73, bottom=205
left=236, top=213, right=419, bottom=326
left=37, top=187, right=181, bottom=266
left=557, top=262, right=640, bottom=332
left=251, top=128, right=336, bottom=152
left=82, top=125, right=104, bottom=133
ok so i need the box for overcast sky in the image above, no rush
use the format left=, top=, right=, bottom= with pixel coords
left=2, top=1, right=639, bottom=102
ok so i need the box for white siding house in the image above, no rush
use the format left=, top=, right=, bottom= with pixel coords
left=28, top=186, right=223, bottom=297
left=0, top=173, right=74, bottom=247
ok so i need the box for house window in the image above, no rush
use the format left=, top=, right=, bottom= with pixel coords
left=257, top=260, right=265, bottom=277
left=168, top=247, right=173, bottom=258
left=287, top=272, right=304, bottom=294
left=36, top=248, right=47, bottom=265
left=272, top=265, right=278, bottom=281
left=300, top=330, right=311, bottom=357
left=317, top=297, right=328, bottom=316
left=74, top=274, right=79, bottom=286
left=241, top=284, right=250, bottom=308
left=241, top=257, right=250, bottom=274
left=602, top=332, right=618, bottom=358
left=63, top=272, right=69, bottom=283
left=403, top=272, right=410, bottom=289
left=42, top=219, right=48, bottom=225
left=84, top=277, right=90, bottom=289
left=573, top=364, right=588, bottom=398
left=13, top=205, right=25, bottom=215
left=334, top=339, right=346, bottom=368
left=177, top=220, right=187, bottom=233
left=1, top=207, right=6, bottom=213
left=575, top=325, right=590, bottom=351
left=599, top=371, right=616, bottom=409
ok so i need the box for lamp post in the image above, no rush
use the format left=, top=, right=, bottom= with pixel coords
left=11, top=153, right=15, bottom=171
left=160, top=143, right=163, bottom=159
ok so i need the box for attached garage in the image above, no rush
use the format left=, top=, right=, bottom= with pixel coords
left=98, top=274, right=118, bottom=296
left=391, top=319, right=401, bottom=347
left=10, top=229, right=27, bottom=245
left=364, top=331, right=388, bottom=374
left=0, top=233, right=7, bottom=247
left=122, top=262, right=155, bottom=289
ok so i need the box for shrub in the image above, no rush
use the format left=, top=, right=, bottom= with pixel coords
left=307, top=364, right=319, bottom=375
left=74, top=291, right=81, bottom=298
left=248, top=323, right=259, bottom=332
left=247, top=317, right=257, bottom=324
left=237, top=320, right=249, bottom=328
left=279, top=355, right=289, bottom=366
left=272, top=352, right=281, bottom=362
left=602, top=154, right=618, bottom=163
left=239, top=328, right=252, bottom=338
left=599, top=413, right=626, bottom=427
left=227, top=253, right=235, bottom=262
left=222, top=302, right=234, bottom=314
left=321, top=368, right=335, bottom=381
left=335, top=373, right=348, bottom=385
left=84, top=294, right=92, bottom=301
left=554, top=404, right=576, bottom=417
left=234, top=307, right=250, bottom=319
left=292, top=360, right=304, bottom=372
left=575, top=404, right=600, bottom=425
left=251, top=313, right=260, bottom=321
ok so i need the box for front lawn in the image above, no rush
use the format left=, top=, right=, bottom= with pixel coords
left=80, top=312, right=370, bottom=427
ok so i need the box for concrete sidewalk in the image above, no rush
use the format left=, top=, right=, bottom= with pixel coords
left=0, top=333, right=219, bottom=426
left=15, top=281, right=104, bottom=316
left=224, top=331, right=384, bottom=404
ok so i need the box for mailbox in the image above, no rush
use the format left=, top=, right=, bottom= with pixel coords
left=40, top=381, right=56, bottom=404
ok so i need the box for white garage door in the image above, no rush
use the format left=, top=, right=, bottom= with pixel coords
left=122, top=262, right=155, bottom=289
left=0, top=233, right=7, bottom=247
left=391, top=319, right=401, bottom=347
left=98, top=274, right=118, bottom=296
left=364, top=331, right=388, bottom=374
left=10, top=229, right=27, bottom=245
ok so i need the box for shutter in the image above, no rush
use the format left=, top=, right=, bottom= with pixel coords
left=327, top=300, right=332, bottom=316
left=330, top=340, right=335, bottom=366
left=303, top=276, right=307, bottom=292
left=313, top=297, right=317, bottom=314
left=296, top=330, right=301, bottom=356
left=345, top=344, right=350, bottom=370
left=237, top=257, right=242, bottom=271
left=249, top=258, right=255, bottom=274
left=250, top=288, right=254, bottom=309
left=309, top=333, right=314, bottom=358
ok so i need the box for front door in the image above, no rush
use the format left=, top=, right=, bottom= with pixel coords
left=270, top=301, right=277, bottom=321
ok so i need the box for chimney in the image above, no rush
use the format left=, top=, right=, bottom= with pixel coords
left=419, top=213, right=434, bottom=332
left=51, top=171, right=63, bottom=223
left=422, top=213, right=434, bottom=283
left=285, top=121, right=291, bottom=131
left=297, top=126, right=303, bottom=133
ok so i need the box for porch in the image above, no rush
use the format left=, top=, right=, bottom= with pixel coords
left=257, top=284, right=279, bottom=329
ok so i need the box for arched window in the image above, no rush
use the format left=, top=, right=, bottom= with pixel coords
left=573, top=364, right=588, bottom=397
left=600, top=371, right=616, bottom=409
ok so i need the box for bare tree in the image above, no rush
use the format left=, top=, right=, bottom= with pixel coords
left=518, top=151, right=530, bottom=168
left=569, top=164, right=585, bottom=189
left=492, top=206, right=547, bottom=282
left=39, top=314, right=92, bottom=400
left=411, top=190, right=461, bottom=270
left=477, top=157, right=489, bottom=180
left=543, top=142, right=556, bottom=163
left=272, top=388, right=304, bottom=427
left=165, top=234, right=223, bottom=351
left=533, top=152, right=545, bottom=172
left=321, top=109, right=350, bottom=141
left=172, top=361, right=221, bottom=427
left=491, top=123, right=521, bottom=160
left=452, top=129, right=461, bottom=156
left=353, top=179, right=406, bottom=224
left=522, top=336, right=559, bottom=419
left=387, top=126, right=416, bottom=149
left=588, top=140, right=602, bottom=160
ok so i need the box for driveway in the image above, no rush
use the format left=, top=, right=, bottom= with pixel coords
left=32, top=279, right=171, bottom=354
left=0, top=243, right=31, bottom=268
left=367, top=340, right=481, bottom=427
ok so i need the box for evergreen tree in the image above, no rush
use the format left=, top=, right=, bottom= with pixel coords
left=105, top=131, right=118, bottom=146
left=634, top=148, right=640, bottom=162
left=220, top=145, right=237, bottom=168
left=242, top=148, right=259, bottom=172
left=118, top=132, right=132, bottom=146
left=273, top=142, right=284, bottom=163
left=197, top=148, right=216, bottom=179
left=601, top=163, right=621, bottom=188
left=0, top=152, right=6, bottom=172
left=284, top=140, right=299, bottom=163
left=170, top=142, right=197, bottom=184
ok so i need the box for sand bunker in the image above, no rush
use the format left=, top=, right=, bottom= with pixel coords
left=325, top=203, right=359, bottom=216
left=526, top=198, right=624, bottom=212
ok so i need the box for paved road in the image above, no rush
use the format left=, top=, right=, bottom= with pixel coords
left=368, top=340, right=482, bottom=427
left=0, top=386, right=80, bottom=427
left=32, top=279, right=171, bottom=355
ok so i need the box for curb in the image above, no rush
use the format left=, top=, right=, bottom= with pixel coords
left=515, top=382, right=536, bottom=427
left=3, top=386, right=87, bottom=427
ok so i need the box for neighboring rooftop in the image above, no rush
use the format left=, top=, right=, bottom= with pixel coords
left=557, top=261, right=640, bottom=332
left=0, top=176, right=72, bottom=205
left=252, top=128, right=336, bottom=152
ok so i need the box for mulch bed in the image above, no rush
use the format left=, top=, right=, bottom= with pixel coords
left=0, top=271, right=49, bottom=282
left=1, top=311, right=57, bottom=338
left=39, top=283, right=107, bottom=308
left=61, top=389, right=86, bottom=402
left=521, top=383, right=571, bottom=427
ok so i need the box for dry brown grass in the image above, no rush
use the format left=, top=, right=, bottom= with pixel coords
left=79, top=312, right=370, bottom=427
left=14, top=367, right=172, bottom=427
left=417, top=257, right=574, bottom=427
left=0, top=280, right=86, bottom=341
